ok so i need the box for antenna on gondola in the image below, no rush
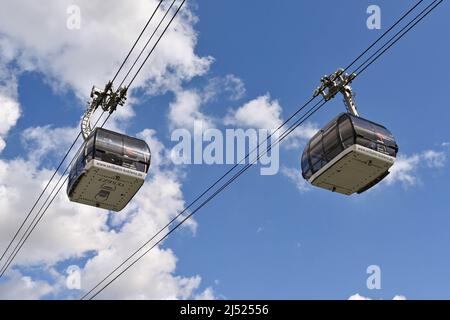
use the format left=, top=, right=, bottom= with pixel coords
left=313, top=68, right=359, bottom=117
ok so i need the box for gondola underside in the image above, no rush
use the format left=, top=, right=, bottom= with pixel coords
left=309, top=144, right=395, bottom=195
left=68, top=159, right=146, bottom=212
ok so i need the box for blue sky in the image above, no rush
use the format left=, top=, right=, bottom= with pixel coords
left=0, top=0, right=449, bottom=299
left=168, top=0, right=450, bottom=299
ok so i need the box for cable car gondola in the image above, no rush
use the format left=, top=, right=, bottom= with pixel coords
left=67, top=127, right=151, bottom=211
left=301, top=68, right=399, bottom=195
left=301, top=113, right=398, bottom=195
left=67, top=83, right=151, bottom=211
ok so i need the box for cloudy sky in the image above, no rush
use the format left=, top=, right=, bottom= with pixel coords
left=0, top=0, right=449, bottom=299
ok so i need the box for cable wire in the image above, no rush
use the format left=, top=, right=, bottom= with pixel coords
left=354, top=0, right=442, bottom=75
left=82, top=0, right=443, bottom=299
left=0, top=0, right=188, bottom=278
left=85, top=98, right=327, bottom=299
left=118, top=0, right=178, bottom=88
left=111, top=0, right=165, bottom=83
left=0, top=132, right=81, bottom=265
left=0, top=1, right=167, bottom=273
left=80, top=95, right=320, bottom=299
left=343, top=0, right=425, bottom=72
left=0, top=113, right=106, bottom=277
left=128, top=0, right=187, bottom=88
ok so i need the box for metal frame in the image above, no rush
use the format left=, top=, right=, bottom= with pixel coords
left=313, top=68, right=359, bottom=117
left=81, top=81, right=128, bottom=140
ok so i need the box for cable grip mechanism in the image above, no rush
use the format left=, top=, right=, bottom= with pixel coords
left=81, top=81, right=128, bottom=140
left=313, top=68, right=359, bottom=117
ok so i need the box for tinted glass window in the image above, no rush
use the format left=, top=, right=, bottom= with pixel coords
left=309, top=133, right=322, bottom=153
left=342, top=137, right=354, bottom=149
left=309, top=134, right=326, bottom=172
left=68, top=145, right=86, bottom=192
left=85, top=134, right=95, bottom=162
left=385, top=146, right=398, bottom=157
left=356, top=136, right=376, bottom=150
left=123, top=136, right=150, bottom=164
left=326, top=144, right=344, bottom=160
left=352, top=116, right=377, bottom=140
left=301, top=149, right=310, bottom=176
left=93, top=129, right=151, bottom=173
left=322, top=125, right=342, bottom=161
left=97, top=151, right=123, bottom=167
left=95, top=130, right=123, bottom=155
left=338, top=117, right=354, bottom=143
left=70, top=145, right=84, bottom=174
left=351, top=116, right=398, bottom=153
left=372, top=125, right=396, bottom=144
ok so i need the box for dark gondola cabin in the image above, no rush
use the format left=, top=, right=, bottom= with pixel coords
left=301, top=113, right=398, bottom=195
left=67, top=128, right=151, bottom=211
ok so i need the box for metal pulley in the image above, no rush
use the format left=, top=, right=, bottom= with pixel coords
left=313, top=68, right=359, bottom=117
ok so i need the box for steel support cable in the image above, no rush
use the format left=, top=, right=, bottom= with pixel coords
left=343, top=0, right=425, bottom=72
left=82, top=0, right=443, bottom=299
left=354, top=0, right=443, bottom=75
left=118, top=0, right=178, bottom=88
left=0, top=132, right=81, bottom=265
left=84, top=98, right=328, bottom=300
left=83, top=2, right=439, bottom=294
left=0, top=1, right=166, bottom=271
left=111, top=0, right=165, bottom=83
left=0, top=0, right=187, bottom=277
left=80, top=94, right=319, bottom=299
left=0, top=109, right=103, bottom=271
left=127, top=0, right=187, bottom=88
left=0, top=112, right=107, bottom=277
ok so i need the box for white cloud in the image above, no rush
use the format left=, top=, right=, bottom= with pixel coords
left=0, top=270, right=53, bottom=299
left=385, top=150, right=447, bottom=187
left=0, top=157, right=112, bottom=266
left=0, top=0, right=212, bottom=99
left=21, top=125, right=79, bottom=163
left=203, top=74, right=246, bottom=102
left=167, top=75, right=246, bottom=131
left=289, top=122, right=318, bottom=140
left=348, top=293, right=371, bottom=300
left=0, top=92, right=20, bottom=136
left=195, top=287, right=215, bottom=300
left=281, top=166, right=310, bottom=193
left=0, top=138, right=5, bottom=153
left=137, top=128, right=170, bottom=170
left=224, top=94, right=318, bottom=149
left=168, top=90, right=214, bottom=130
left=348, top=293, right=407, bottom=300
left=282, top=121, right=318, bottom=150
left=81, top=246, right=203, bottom=300
left=385, top=154, right=421, bottom=187
left=225, top=94, right=282, bottom=129
left=0, top=91, right=21, bottom=154
left=423, top=150, right=446, bottom=168
left=0, top=129, right=206, bottom=299
left=0, top=0, right=217, bottom=299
